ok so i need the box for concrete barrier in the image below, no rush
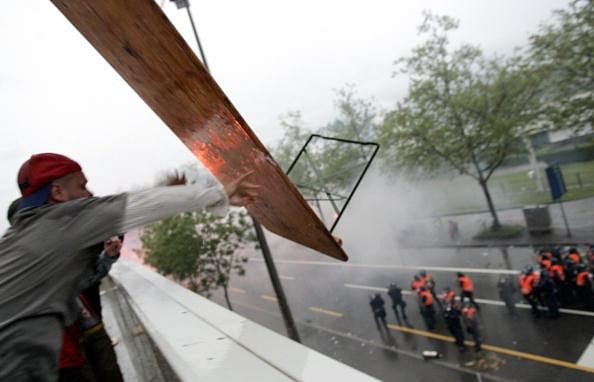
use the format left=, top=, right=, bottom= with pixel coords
left=109, top=259, right=378, bottom=381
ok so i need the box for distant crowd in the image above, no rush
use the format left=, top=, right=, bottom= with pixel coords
left=369, top=245, right=594, bottom=352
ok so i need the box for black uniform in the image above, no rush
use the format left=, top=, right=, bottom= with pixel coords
left=538, top=271, right=560, bottom=318
left=370, top=294, right=388, bottom=330
left=443, top=306, right=465, bottom=351
left=387, top=285, right=408, bottom=322
left=497, top=277, right=517, bottom=315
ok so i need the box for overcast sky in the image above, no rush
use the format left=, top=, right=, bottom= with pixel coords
left=0, top=0, right=568, bottom=230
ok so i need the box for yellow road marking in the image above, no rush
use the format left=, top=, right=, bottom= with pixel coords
left=229, top=287, right=246, bottom=294
left=388, top=324, right=454, bottom=342
left=388, top=324, right=594, bottom=374
left=308, top=306, right=344, bottom=318
left=260, top=295, right=277, bottom=302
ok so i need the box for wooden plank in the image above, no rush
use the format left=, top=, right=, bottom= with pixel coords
left=50, top=0, right=347, bottom=261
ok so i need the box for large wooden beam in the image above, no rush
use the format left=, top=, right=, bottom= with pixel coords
left=50, top=0, right=347, bottom=261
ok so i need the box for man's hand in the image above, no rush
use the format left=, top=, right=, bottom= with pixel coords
left=160, top=170, right=187, bottom=186
left=104, top=236, right=122, bottom=257
left=224, top=171, right=260, bottom=206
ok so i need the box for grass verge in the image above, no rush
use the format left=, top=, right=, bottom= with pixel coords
left=473, top=224, right=524, bottom=240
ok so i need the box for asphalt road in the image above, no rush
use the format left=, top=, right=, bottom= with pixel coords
left=210, top=241, right=594, bottom=382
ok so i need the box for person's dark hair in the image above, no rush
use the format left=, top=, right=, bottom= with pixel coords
left=7, top=198, right=21, bottom=224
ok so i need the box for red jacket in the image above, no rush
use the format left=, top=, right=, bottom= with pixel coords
left=59, top=324, right=85, bottom=369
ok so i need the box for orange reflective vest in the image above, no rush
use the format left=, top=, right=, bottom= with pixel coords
left=540, top=258, right=552, bottom=270
left=422, top=274, right=435, bottom=288
left=411, top=279, right=425, bottom=293
left=439, top=290, right=456, bottom=302
left=458, top=275, right=474, bottom=292
left=419, top=290, right=433, bottom=306
left=519, top=272, right=539, bottom=295
left=462, top=306, right=477, bottom=319
left=568, top=253, right=581, bottom=264
left=576, top=271, right=591, bottom=287
left=549, top=264, right=565, bottom=281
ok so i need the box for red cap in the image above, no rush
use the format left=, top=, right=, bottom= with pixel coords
left=17, top=153, right=82, bottom=197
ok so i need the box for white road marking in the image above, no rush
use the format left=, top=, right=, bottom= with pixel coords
left=344, top=283, right=594, bottom=317
left=279, top=275, right=295, bottom=280
left=249, top=258, right=520, bottom=275
left=577, top=336, right=594, bottom=369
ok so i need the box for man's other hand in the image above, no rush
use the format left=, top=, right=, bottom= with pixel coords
left=160, top=170, right=187, bottom=186
left=104, top=236, right=122, bottom=257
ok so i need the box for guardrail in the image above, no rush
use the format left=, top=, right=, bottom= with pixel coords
left=108, top=259, right=378, bottom=381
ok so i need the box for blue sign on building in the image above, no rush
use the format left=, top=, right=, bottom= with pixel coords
left=545, top=165, right=567, bottom=200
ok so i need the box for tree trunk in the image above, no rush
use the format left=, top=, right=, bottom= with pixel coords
left=479, top=179, right=502, bottom=229
left=471, top=152, right=502, bottom=230
left=223, top=285, right=233, bottom=311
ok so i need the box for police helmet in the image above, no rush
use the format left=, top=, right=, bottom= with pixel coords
left=523, top=265, right=534, bottom=274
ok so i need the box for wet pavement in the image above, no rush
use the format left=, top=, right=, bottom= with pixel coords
left=209, top=240, right=594, bottom=381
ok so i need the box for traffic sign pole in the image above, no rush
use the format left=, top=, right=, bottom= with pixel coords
left=546, top=165, right=572, bottom=238
left=558, top=200, right=572, bottom=238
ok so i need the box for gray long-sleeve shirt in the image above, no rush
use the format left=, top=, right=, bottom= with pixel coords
left=0, top=183, right=228, bottom=381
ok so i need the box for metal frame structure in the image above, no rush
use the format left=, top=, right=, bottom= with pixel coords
left=285, top=134, right=380, bottom=233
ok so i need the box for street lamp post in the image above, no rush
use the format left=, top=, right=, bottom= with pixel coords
left=167, top=0, right=301, bottom=342
left=169, top=0, right=210, bottom=71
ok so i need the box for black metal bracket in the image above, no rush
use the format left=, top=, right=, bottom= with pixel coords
left=285, top=134, right=379, bottom=233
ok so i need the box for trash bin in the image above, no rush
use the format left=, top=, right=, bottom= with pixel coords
left=522, top=205, right=551, bottom=234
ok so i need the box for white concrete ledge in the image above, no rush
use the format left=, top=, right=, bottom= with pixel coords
left=110, top=259, right=378, bottom=382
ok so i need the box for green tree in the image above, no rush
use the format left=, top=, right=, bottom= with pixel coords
left=528, top=0, right=593, bottom=132
left=141, top=210, right=256, bottom=310
left=271, top=89, right=379, bottom=221
left=275, top=88, right=378, bottom=189
left=315, top=86, right=380, bottom=191
left=273, top=110, right=312, bottom=171
left=377, top=13, right=541, bottom=229
left=322, top=84, right=379, bottom=142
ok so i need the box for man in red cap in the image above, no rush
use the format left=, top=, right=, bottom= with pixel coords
left=0, top=153, right=258, bottom=382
